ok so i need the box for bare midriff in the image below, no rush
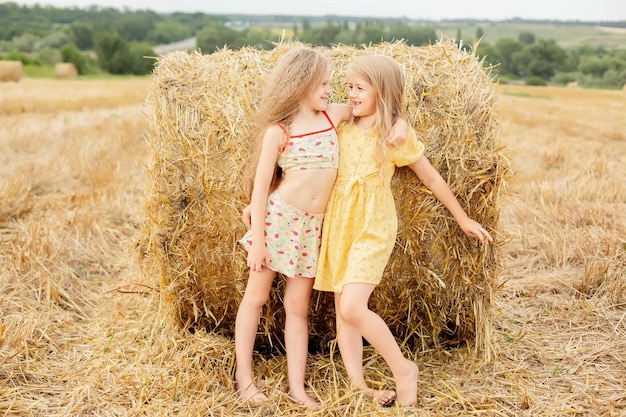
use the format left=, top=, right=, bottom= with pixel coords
left=276, top=168, right=337, bottom=214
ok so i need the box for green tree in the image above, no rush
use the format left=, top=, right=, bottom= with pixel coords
left=147, top=21, right=190, bottom=45
left=602, top=69, right=623, bottom=86
left=494, top=38, right=524, bottom=76
left=518, top=31, right=536, bottom=44
left=525, top=76, right=547, bottom=86
left=335, top=29, right=356, bottom=45
left=360, top=24, right=386, bottom=45
left=476, top=26, right=484, bottom=40
left=60, top=44, right=94, bottom=74
left=94, top=32, right=133, bottom=74
left=40, top=31, right=71, bottom=49
left=408, top=27, right=437, bottom=46
left=69, top=22, right=94, bottom=50
left=1, top=51, right=38, bottom=65
left=10, top=33, right=39, bottom=53
left=514, top=39, right=567, bottom=79
left=243, top=27, right=278, bottom=50
left=38, top=47, right=62, bottom=66
left=579, top=55, right=610, bottom=77
left=475, top=41, right=500, bottom=69
left=389, top=23, right=414, bottom=43
left=196, top=24, right=244, bottom=52
left=114, top=13, right=156, bottom=42
left=128, top=42, right=156, bottom=74
left=388, top=24, right=435, bottom=46
left=300, top=22, right=341, bottom=46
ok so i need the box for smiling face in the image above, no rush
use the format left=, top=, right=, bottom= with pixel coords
left=303, top=69, right=332, bottom=112
left=348, top=74, right=378, bottom=126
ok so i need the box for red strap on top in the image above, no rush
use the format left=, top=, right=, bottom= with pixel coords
left=278, top=111, right=335, bottom=153
left=322, top=110, right=336, bottom=131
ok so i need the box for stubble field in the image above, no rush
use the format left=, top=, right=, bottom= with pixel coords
left=0, top=77, right=624, bottom=416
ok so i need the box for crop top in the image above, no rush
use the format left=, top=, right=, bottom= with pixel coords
left=277, top=111, right=339, bottom=172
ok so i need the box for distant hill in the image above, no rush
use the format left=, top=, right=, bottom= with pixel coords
left=431, top=21, right=626, bottom=49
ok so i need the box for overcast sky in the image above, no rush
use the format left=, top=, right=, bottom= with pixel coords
left=7, top=0, right=626, bottom=21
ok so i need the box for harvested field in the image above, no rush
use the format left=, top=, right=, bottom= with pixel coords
left=0, top=71, right=624, bottom=416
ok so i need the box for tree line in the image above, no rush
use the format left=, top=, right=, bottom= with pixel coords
left=0, top=2, right=625, bottom=88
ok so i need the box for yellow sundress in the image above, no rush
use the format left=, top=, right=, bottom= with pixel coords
left=314, top=121, right=425, bottom=293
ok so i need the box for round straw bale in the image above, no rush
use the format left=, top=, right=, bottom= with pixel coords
left=0, top=60, right=24, bottom=82
left=138, top=40, right=509, bottom=357
left=54, top=62, right=78, bottom=79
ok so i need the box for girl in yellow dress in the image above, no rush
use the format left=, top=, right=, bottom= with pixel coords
left=314, top=55, right=493, bottom=406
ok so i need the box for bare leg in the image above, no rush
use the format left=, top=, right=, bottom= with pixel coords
left=338, top=283, right=418, bottom=406
left=283, top=276, right=320, bottom=410
left=234, top=267, right=276, bottom=402
left=335, top=292, right=396, bottom=405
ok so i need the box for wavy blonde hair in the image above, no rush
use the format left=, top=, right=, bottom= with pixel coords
left=348, top=54, right=405, bottom=172
left=242, top=47, right=330, bottom=199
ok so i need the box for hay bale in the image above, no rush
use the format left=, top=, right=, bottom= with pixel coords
left=567, top=81, right=578, bottom=88
left=138, top=40, right=509, bottom=357
left=54, top=62, right=78, bottom=79
left=0, top=60, right=24, bottom=82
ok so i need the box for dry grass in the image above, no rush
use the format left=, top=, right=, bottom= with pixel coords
left=0, top=78, right=151, bottom=115
left=0, top=71, right=624, bottom=415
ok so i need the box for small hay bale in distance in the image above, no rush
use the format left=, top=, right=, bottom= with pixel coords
left=139, top=40, right=508, bottom=356
left=54, top=62, right=78, bottom=79
left=0, top=60, right=24, bottom=82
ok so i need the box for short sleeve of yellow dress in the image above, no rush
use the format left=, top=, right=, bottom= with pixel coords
left=314, top=124, right=425, bottom=293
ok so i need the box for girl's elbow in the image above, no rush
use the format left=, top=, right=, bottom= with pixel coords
left=424, top=176, right=447, bottom=193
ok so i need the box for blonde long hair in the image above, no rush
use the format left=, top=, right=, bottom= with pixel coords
left=348, top=55, right=405, bottom=172
left=242, top=47, right=330, bottom=198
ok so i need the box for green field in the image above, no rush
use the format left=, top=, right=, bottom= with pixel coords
left=431, top=22, right=626, bottom=48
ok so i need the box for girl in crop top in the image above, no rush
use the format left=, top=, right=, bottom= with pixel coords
left=234, top=47, right=408, bottom=410
left=276, top=110, right=339, bottom=172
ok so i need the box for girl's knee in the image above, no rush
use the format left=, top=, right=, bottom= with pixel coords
left=284, top=297, right=309, bottom=319
left=241, top=291, right=269, bottom=311
left=284, top=277, right=313, bottom=317
left=337, top=299, right=367, bottom=325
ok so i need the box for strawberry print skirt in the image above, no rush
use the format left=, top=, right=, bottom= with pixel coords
left=239, top=190, right=324, bottom=278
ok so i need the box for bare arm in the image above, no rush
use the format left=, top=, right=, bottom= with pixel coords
left=326, top=103, right=409, bottom=147
left=247, top=126, right=284, bottom=270
left=326, top=103, right=353, bottom=126
left=407, top=156, right=493, bottom=244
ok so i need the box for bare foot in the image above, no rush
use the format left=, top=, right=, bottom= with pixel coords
left=235, top=377, right=268, bottom=404
left=395, top=360, right=418, bottom=406
left=287, top=392, right=322, bottom=411
left=363, top=387, right=396, bottom=406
